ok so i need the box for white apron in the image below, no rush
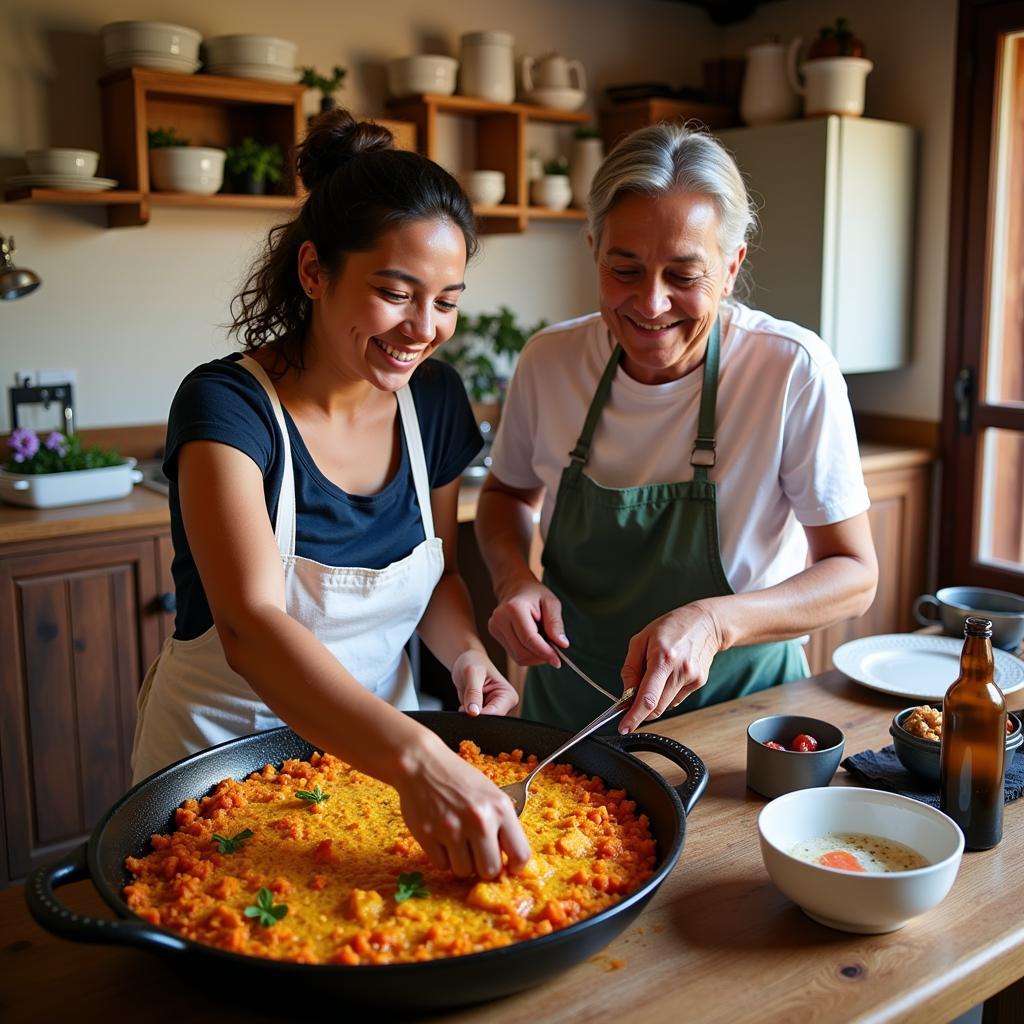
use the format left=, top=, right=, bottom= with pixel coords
left=131, top=356, right=445, bottom=783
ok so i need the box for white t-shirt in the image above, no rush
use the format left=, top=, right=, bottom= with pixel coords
left=489, top=302, right=870, bottom=595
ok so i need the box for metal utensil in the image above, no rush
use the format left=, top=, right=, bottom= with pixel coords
left=554, top=647, right=620, bottom=703
left=500, top=686, right=636, bottom=816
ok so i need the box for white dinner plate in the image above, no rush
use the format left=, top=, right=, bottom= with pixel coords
left=5, top=174, right=118, bottom=192
left=832, top=633, right=1024, bottom=699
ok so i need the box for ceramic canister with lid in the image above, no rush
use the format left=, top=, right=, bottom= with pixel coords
left=458, top=31, right=515, bottom=103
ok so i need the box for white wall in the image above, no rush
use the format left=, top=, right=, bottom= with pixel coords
left=721, top=0, right=958, bottom=421
left=1, top=0, right=958, bottom=431
left=0, top=0, right=716, bottom=430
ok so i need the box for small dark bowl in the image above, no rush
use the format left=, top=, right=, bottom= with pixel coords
left=890, top=706, right=1023, bottom=782
left=746, top=715, right=846, bottom=799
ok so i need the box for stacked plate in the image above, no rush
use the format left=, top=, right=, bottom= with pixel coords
left=5, top=174, right=117, bottom=192
left=203, top=35, right=298, bottom=82
left=100, top=21, right=202, bottom=74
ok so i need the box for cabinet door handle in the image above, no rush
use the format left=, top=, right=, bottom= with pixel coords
left=158, top=592, right=176, bottom=613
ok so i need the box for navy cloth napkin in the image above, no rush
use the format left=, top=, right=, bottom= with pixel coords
left=841, top=746, right=1024, bottom=808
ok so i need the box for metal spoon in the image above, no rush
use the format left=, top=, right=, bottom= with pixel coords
left=500, top=687, right=636, bottom=816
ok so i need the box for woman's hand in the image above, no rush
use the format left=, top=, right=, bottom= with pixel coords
left=488, top=576, right=568, bottom=668
left=452, top=650, right=519, bottom=716
left=618, top=601, right=725, bottom=733
left=396, top=738, right=532, bottom=879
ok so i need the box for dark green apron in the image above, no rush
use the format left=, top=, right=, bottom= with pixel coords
left=523, top=319, right=807, bottom=731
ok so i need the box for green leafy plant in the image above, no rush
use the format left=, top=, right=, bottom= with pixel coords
left=210, top=828, right=254, bottom=854
left=225, top=138, right=284, bottom=188
left=573, top=124, right=601, bottom=139
left=244, top=887, right=288, bottom=927
left=4, top=429, right=123, bottom=474
left=147, top=126, right=190, bottom=149
left=808, top=17, right=866, bottom=59
left=394, top=871, right=430, bottom=903
left=295, top=784, right=330, bottom=805
left=299, top=64, right=347, bottom=106
left=437, top=306, right=548, bottom=403
left=543, top=156, right=570, bottom=176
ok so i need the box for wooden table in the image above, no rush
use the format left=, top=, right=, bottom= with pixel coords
left=2, top=670, right=1023, bottom=1024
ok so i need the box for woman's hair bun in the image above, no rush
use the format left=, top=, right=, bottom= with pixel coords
left=296, top=108, right=395, bottom=191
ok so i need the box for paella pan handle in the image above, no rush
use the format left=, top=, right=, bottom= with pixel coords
left=606, top=733, right=708, bottom=816
left=25, top=842, right=188, bottom=953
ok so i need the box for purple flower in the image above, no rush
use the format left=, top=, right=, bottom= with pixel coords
left=9, top=427, right=39, bottom=462
left=44, top=431, right=67, bottom=457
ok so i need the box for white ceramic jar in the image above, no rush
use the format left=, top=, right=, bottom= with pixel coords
left=798, top=57, right=874, bottom=117
left=530, top=174, right=572, bottom=211
left=458, top=31, right=515, bottom=104
left=569, top=136, right=603, bottom=209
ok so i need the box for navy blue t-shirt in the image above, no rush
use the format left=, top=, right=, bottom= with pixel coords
left=163, top=354, right=482, bottom=640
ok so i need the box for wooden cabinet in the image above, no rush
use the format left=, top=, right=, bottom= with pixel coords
left=716, top=117, right=915, bottom=373
left=386, top=93, right=590, bottom=234
left=0, top=525, right=172, bottom=885
left=4, top=67, right=414, bottom=227
left=599, top=97, right=736, bottom=152
left=804, top=450, right=933, bottom=674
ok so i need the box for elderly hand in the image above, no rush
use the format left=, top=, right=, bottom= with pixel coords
left=617, top=602, right=725, bottom=733
left=452, top=649, right=519, bottom=716
left=487, top=576, right=567, bottom=669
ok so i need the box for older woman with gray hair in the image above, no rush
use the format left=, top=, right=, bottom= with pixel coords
left=475, top=122, right=878, bottom=734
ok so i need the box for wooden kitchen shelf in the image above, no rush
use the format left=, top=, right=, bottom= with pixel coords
left=386, top=92, right=590, bottom=234
left=4, top=67, right=413, bottom=228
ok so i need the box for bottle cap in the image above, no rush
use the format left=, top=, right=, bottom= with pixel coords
left=964, top=616, right=994, bottom=637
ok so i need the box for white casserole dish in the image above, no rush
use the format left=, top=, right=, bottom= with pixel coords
left=0, top=459, right=142, bottom=508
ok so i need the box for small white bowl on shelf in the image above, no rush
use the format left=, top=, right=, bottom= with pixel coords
left=204, top=63, right=299, bottom=83
left=203, top=35, right=297, bottom=72
left=25, top=149, right=99, bottom=178
left=387, top=55, right=459, bottom=98
left=524, top=86, right=586, bottom=111
left=100, top=21, right=201, bottom=72
left=457, top=170, right=505, bottom=206
left=149, top=147, right=226, bottom=195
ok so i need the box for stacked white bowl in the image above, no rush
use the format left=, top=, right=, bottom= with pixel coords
left=203, top=35, right=299, bottom=82
left=387, top=55, right=459, bottom=98
left=100, top=21, right=201, bottom=74
left=149, top=147, right=226, bottom=195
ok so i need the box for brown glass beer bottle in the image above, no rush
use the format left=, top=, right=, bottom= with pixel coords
left=939, top=616, right=1006, bottom=850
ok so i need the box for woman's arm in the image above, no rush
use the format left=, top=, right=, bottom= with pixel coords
left=618, top=511, right=878, bottom=732
left=178, top=439, right=530, bottom=876
left=414, top=476, right=518, bottom=716
left=474, top=473, right=567, bottom=667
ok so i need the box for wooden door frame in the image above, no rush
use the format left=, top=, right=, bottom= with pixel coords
left=941, top=0, right=1024, bottom=587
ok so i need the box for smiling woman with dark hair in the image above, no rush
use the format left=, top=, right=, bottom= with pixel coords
left=475, top=121, right=878, bottom=735
left=131, top=109, right=530, bottom=881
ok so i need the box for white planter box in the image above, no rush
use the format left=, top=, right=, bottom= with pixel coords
left=0, top=459, right=142, bottom=509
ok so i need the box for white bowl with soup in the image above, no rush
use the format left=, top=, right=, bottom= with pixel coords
left=758, top=787, right=964, bottom=933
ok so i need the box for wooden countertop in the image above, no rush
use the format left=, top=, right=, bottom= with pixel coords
left=2, top=669, right=1022, bottom=1023
left=0, top=444, right=927, bottom=548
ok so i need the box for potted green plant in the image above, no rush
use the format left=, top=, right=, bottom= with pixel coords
left=147, top=126, right=226, bottom=195
left=436, top=306, right=548, bottom=414
left=531, top=156, right=572, bottom=211
left=299, top=65, right=347, bottom=113
left=0, top=429, right=139, bottom=508
left=224, top=138, right=285, bottom=196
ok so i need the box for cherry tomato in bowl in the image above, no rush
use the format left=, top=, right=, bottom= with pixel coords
left=789, top=734, right=820, bottom=753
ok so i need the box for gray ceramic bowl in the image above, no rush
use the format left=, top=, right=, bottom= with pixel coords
left=913, top=586, right=1024, bottom=651
left=890, top=706, right=1023, bottom=782
left=746, top=715, right=846, bottom=799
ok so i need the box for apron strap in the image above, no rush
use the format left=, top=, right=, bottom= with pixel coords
left=238, top=355, right=297, bottom=557
left=566, top=318, right=723, bottom=482
left=690, top=317, right=721, bottom=483
left=395, top=386, right=435, bottom=540
left=568, top=336, right=622, bottom=468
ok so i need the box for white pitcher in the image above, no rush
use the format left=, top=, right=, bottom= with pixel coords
left=739, top=39, right=801, bottom=126
left=521, top=53, right=586, bottom=93
left=459, top=30, right=515, bottom=104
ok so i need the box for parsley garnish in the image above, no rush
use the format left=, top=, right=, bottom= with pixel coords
left=295, top=785, right=330, bottom=805
left=211, top=828, right=253, bottom=854
left=243, top=887, right=288, bottom=927
left=395, top=871, right=430, bottom=902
